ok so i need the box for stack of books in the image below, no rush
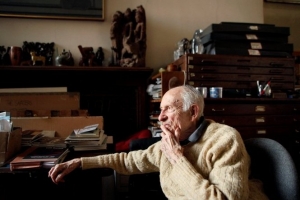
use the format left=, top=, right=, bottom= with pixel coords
left=10, top=146, right=70, bottom=170
left=65, top=124, right=108, bottom=151
left=32, top=136, right=67, bottom=148
left=21, top=130, right=43, bottom=146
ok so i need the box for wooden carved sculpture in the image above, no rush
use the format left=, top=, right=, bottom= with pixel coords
left=78, top=45, right=96, bottom=66
left=110, top=5, right=146, bottom=67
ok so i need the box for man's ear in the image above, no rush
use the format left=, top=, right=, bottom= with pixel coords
left=190, top=104, right=199, bottom=119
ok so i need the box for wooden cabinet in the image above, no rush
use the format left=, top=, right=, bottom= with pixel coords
left=204, top=98, right=300, bottom=140
left=170, top=54, right=299, bottom=168
left=173, top=54, right=295, bottom=96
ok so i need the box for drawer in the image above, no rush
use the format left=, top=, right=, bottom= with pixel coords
left=188, top=73, right=294, bottom=82
left=188, top=80, right=294, bottom=90
left=236, top=126, right=297, bottom=140
left=185, top=54, right=295, bottom=68
left=204, top=103, right=299, bottom=115
left=187, top=65, right=294, bottom=75
left=207, top=115, right=297, bottom=127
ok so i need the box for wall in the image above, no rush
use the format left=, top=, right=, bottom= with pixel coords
left=264, top=2, right=300, bottom=52
left=0, top=0, right=263, bottom=74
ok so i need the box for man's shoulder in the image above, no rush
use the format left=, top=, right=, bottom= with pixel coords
left=204, top=120, right=241, bottom=140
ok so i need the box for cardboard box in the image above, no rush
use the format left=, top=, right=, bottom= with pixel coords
left=0, top=128, right=22, bottom=166
left=11, top=116, right=104, bottom=138
left=0, top=92, right=80, bottom=111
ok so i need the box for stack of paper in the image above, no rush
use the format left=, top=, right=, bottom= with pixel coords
left=147, top=78, right=162, bottom=99
left=21, top=130, right=44, bottom=146
left=32, top=136, right=66, bottom=148
left=65, top=124, right=108, bottom=151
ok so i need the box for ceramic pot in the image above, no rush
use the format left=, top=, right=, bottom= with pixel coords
left=10, top=46, right=22, bottom=66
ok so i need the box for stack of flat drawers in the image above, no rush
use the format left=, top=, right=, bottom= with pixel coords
left=172, top=53, right=300, bottom=168
left=173, top=54, right=295, bottom=97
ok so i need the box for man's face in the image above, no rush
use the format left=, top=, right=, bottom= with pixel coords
left=158, top=89, right=193, bottom=141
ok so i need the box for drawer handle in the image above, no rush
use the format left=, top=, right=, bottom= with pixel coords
left=256, top=117, right=265, bottom=123
left=201, top=59, right=217, bottom=64
left=255, top=106, right=266, bottom=112
left=188, top=65, right=194, bottom=69
left=188, top=81, right=195, bottom=85
left=294, top=108, right=298, bottom=112
left=212, top=108, right=225, bottom=112
left=257, top=130, right=266, bottom=134
left=294, top=118, right=298, bottom=122
left=295, top=129, right=299, bottom=133
left=201, top=75, right=217, bottom=80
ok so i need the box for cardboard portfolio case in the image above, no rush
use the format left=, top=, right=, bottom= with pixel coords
left=0, top=128, right=22, bottom=166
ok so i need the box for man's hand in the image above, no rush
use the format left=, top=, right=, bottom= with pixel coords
left=160, top=125, right=183, bottom=164
left=48, top=158, right=81, bottom=184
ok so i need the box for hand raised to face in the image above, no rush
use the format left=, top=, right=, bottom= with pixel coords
left=160, top=124, right=183, bottom=164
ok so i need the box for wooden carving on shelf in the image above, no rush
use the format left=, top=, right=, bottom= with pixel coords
left=109, top=5, right=146, bottom=67
left=78, top=45, right=97, bottom=66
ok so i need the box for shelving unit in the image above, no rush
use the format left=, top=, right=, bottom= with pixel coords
left=0, top=66, right=153, bottom=141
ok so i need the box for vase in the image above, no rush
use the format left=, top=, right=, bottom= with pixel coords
left=10, top=46, right=22, bottom=66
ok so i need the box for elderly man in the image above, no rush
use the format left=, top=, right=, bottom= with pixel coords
left=49, top=85, right=268, bottom=200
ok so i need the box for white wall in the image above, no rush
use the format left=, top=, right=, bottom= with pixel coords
left=0, top=0, right=263, bottom=74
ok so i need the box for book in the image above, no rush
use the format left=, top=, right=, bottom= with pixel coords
left=32, top=136, right=66, bottom=148
left=10, top=146, right=69, bottom=171
left=74, top=124, right=99, bottom=135
left=66, top=129, right=105, bottom=140
left=22, top=147, right=69, bottom=162
left=21, top=130, right=44, bottom=146
left=69, top=128, right=101, bottom=138
left=21, top=130, right=43, bottom=141
left=10, top=146, right=69, bottom=170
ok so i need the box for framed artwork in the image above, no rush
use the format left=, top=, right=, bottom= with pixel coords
left=264, top=0, right=300, bottom=4
left=0, top=0, right=105, bottom=21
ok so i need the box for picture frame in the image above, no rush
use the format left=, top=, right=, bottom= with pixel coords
left=0, top=0, right=105, bottom=21
left=264, top=0, right=300, bottom=4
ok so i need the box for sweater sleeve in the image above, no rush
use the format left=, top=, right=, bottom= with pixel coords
left=80, top=141, right=162, bottom=175
left=165, top=124, right=250, bottom=200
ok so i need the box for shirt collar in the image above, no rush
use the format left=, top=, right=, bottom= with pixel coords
left=180, top=116, right=208, bottom=145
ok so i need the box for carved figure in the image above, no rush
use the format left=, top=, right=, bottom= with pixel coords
left=109, top=11, right=124, bottom=66
left=78, top=45, right=96, bottom=66
left=0, top=46, right=6, bottom=65
left=133, top=5, right=146, bottom=67
left=31, top=52, right=46, bottom=66
left=95, top=47, right=104, bottom=66
left=110, top=5, right=147, bottom=67
left=2, top=47, right=11, bottom=65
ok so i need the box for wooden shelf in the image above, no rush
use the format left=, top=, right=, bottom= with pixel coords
left=0, top=66, right=153, bottom=141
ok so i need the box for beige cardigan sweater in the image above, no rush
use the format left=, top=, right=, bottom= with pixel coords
left=82, top=122, right=269, bottom=200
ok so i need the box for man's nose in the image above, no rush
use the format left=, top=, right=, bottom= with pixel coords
left=158, top=112, right=166, bottom=121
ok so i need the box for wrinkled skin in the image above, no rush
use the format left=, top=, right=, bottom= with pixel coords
left=159, top=87, right=200, bottom=164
